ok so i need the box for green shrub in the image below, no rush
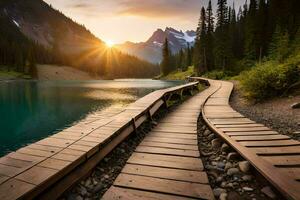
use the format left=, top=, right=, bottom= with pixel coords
left=239, top=58, right=300, bottom=100
left=203, top=70, right=232, bottom=80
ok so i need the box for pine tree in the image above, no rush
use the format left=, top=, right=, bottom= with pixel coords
left=177, top=49, right=184, bottom=71
left=161, top=38, right=171, bottom=75
left=244, top=0, right=259, bottom=60
left=214, top=0, right=230, bottom=70
left=206, top=0, right=215, bottom=70
left=186, top=44, right=192, bottom=69
left=194, top=7, right=207, bottom=75
left=269, top=26, right=290, bottom=63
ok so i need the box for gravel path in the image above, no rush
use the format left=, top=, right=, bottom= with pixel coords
left=230, top=81, right=300, bottom=140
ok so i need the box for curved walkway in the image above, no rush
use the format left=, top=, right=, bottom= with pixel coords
left=200, top=78, right=300, bottom=200
left=102, top=83, right=220, bottom=200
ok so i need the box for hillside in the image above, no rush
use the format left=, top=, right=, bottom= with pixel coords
left=0, top=0, right=159, bottom=78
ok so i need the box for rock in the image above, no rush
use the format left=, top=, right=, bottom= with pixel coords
left=227, top=191, right=240, bottom=200
left=216, top=176, right=223, bottom=183
left=261, top=186, right=277, bottom=199
left=293, top=131, right=300, bottom=136
left=291, top=102, right=300, bottom=109
left=104, top=175, right=109, bottom=179
left=208, top=134, right=215, bottom=141
left=67, top=194, right=82, bottom=200
left=227, top=168, right=240, bottom=176
left=242, top=175, right=253, bottom=181
left=213, top=188, right=226, bottom=197
left=92, top=182, right=104, bottom=193
left=227, top=152, right=239, bottom=161
left=243, top=187, right=254, bottom=192
left=221, top=143, right=231, bottom=153
left=151, top=121, right=158, bottom=125
left=217, top=162, right=226, bottom=169
left=220, top=192, right=228, bottom=200
left=212, top=138, right=222, bottom=148
left=204, top=129, right=211, bottom=136
left=225, top=182, right=234, bottom=188
left=75, top=196, right=83, bottom=200
left=84, top=178, right=92, bottom=188
left=77, top=186, right=87, bottom=196
left=239, top=161, right=251, bottom=173
left=119, top=148, right=125, bottom=153
left=221, top=181, right=227, bottom=187
left=225, top=162, right=233, bottom=170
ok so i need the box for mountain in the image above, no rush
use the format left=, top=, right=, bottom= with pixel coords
left=116, top=27, right=196, bottom=63
left=0, top=0, right=158, bottom=78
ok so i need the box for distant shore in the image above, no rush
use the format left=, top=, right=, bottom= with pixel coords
left=37, top=65, right=100, bottom=80
left=0, top=65, right=101, bottom=81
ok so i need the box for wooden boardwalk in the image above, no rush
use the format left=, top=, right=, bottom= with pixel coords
left=0, top=82, right=200, bottom=200
left=102, top=84, right=220, bottom=200
left=197, top=78, right=300, bottom=200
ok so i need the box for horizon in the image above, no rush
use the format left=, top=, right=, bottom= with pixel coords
left=43, top=0, right=245, bottom=44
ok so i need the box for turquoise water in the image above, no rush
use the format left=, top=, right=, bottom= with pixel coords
left=0, top=79, right=183, bottom=157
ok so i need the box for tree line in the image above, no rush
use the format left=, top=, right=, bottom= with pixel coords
left=161, top=0, right=300, bottom=76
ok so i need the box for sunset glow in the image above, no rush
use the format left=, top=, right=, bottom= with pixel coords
left=43, top=0, right=244, bottom=43
left=105, top=40, right=115, bottom=48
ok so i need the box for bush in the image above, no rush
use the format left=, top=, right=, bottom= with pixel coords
left=203, top=70, right=231, bottom=80
left=239, top=57, right=300, bottom=100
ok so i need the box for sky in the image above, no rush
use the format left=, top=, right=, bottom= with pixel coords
left=44, top=0, right=245, bottom=44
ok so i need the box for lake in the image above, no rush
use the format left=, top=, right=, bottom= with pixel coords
left=0, top=79, right=183, bottom=157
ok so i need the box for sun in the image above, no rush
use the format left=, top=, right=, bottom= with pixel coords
left=105, top=40, right=115, bottom=48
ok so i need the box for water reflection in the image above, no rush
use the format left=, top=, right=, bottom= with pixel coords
left=0, top=79, right=183, bottom=156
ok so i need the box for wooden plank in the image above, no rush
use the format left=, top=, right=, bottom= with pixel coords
left=135, top=146, right=199, bottom=157
left=215, top=124, right=264, bottom=128
left=139, top=141, right=198, bottom=151
left=240, top=140, right=300, bottom=147
left=114, top=174, right=214, bottom=199
left=226, top=131, right=279, bottom=136
left=122, top=164, right=208, bottom=183
left=221, top=127, right=271, bottom=132
left=36, top=138, right=74, bottom=148
left=128, top=153, right=203, bottom=171
left=262, top=155, right=300, bottom=166
left=231, top=135, right=290, bottom=141
left=6, top=152, right=45, bottom=163
left=102, top=186, right=193, bottom=200
left=0, top=156, right=33, bottom=169
left=0, top=175, right=9, bottom=184
left=37, top=158, right=71, bottom=170
left=253, top=146, right=300, bottom=155
left=0, top=163, right=23, bottom=177
left=149, top=132, right=197, bottom=139
left=144, top=137, right=197, bottom=145
left=277, top=168, right=300, bottom=180
left=0, top=179, right=35, bottom=200
left=26, top=144, right=62, bottom=154
left=15, top=166, right=57, bottom=185
left=17, top=147, right=55, bottom=158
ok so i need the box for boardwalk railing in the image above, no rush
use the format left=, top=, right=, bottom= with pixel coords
left=0, top=81, right=200, bottom=200
left=190, top=77, right=300, bottom=200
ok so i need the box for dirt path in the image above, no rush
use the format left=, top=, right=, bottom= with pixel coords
left=37, top=64, right=99, bottom=80
left=230, top=81, right=300, bottom=139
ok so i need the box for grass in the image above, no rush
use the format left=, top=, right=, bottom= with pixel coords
left=158, top=66, right=195, bottom=80
left=0, top=67, right=31, bottom=80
